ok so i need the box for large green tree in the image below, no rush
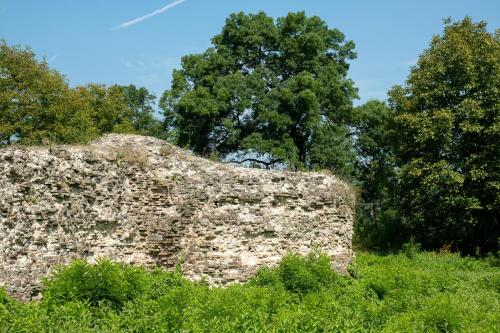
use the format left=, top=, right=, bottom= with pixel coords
left=0, top=40, right=96, bottom=145
left=71, top=84, right=134, bottom=135
left=118, top=84, right=167, bottom=139
left=352, top=100, right=402, bottom=249
left=388, top=17, right=500, bottom=253
left=0, top=40, right=165, bottom=146
left=161, top=11, right=358, bottom=174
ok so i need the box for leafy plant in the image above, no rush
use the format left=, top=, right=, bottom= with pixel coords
left=1, top=252, right=499, bottom=332
left=42, top=259, right=147, bottom=310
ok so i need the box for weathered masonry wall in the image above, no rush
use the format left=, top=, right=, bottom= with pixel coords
left=0, top=134, right=355, bottom=301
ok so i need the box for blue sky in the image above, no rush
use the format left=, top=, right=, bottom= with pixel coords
left=1, top=0, right=499, bottom=106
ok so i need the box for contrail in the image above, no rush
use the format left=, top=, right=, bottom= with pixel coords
left=111, top=0, right=186, bottom=31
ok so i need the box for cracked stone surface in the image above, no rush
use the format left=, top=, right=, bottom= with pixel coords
left=0, top=134, right=355, bottom=301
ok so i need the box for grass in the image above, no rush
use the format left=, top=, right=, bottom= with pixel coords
left=1, top=250, right=499, bottom=332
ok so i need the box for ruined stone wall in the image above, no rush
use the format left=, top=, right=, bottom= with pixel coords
left=0, top=134, right=355, bottom=301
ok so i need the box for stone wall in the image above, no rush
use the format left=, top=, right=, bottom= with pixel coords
left=0, top=134, right=355, bottom=301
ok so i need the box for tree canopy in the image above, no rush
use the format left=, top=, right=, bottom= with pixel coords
left=0, top=41, right=95, bottom=145
left=351, top=100, right=401, bottom=248
left=161, top=11, right=358, bottom=175
left=0, top=41, right=166, bottom=146
left=388, top=17, right=500, bottom=252
left=118, top=84, right=167, bottom=139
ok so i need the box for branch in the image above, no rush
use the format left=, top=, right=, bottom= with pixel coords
left=225, top=157, right=283, bottom=167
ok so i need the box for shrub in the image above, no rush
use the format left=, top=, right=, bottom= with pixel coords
left=42, top=259, right=147, bottom=310
left=252, top=251, right=341, bottom=295
left=142, top=267, right=188, bottom=300
left=401, top=238, right=422, bottom=258
left=1, top=252, right=499, bottom=332
left=279, top=252, right=336, bottom=294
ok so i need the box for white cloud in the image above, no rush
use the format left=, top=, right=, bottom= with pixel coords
left=111, top=0, right=186, bottom=31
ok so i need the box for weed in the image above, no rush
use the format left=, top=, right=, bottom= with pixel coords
left=1, top=252, right=499, bottom=332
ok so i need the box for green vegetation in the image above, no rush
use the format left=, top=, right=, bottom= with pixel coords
left=160, top=14, right=499, bottom=254
left=386, top=18, right=500, bottom=253
left=1, top=14, right=499, bottom=332
left=161, top=12, right=358, bottom=175
left=1, top=251, right=499, bottom=332
left=120, top=84, right=167, bottom=140
left=354, top=18, right=500, bottom=254
left=0, top=40, right=165, bottom=146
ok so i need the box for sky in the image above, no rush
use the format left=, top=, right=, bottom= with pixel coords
left=1, top=0, right=499, bottom=107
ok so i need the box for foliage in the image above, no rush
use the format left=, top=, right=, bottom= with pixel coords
left=70, top=84, right=135, bottom=135
left=0, top=40, right=167, bottom=146
left=1, top=252, right=499, bottom=332
left=251, top=252, right=341, bottom=295
left=388, top=17, right=500, bottom=253
left=351, top=100, right=402, bottom=249
left=41, top=259, right=148, bottom=310
left=160, top=13, right=499, bottom=254
left=161, top=11, right=358, bottom=175
left=0, top=40, right=96, bottom=145
left=118, top=84, right=168, bottom=139
left=353, top=100, right=395, bottom=206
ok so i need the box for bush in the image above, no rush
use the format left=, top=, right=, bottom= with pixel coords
left=277, top=252, right=340, bottom=294
left=42, top=259, right=147, bottom=310
left=1, top=252, right=499, bottom=332
left=251, top=251, right=342, bottom=295
left=401, top=238, right=422, bottom=258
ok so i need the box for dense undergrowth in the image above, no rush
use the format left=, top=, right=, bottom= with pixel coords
left=1, top=250, right=499, bottom=332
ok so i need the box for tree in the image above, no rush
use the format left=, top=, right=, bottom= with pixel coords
left=0, top=40, right=164, bottom=146
left=0, top=40, right=96, bottom=145
left=388, top=17, right=500, bottom=253
left=118, top=84, right=167, bottom=139
left=352, top=100, right=402, bottom=249
left=71, top=84, right=134, bottom=135
left=161, top=11, right=358, bottom=175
